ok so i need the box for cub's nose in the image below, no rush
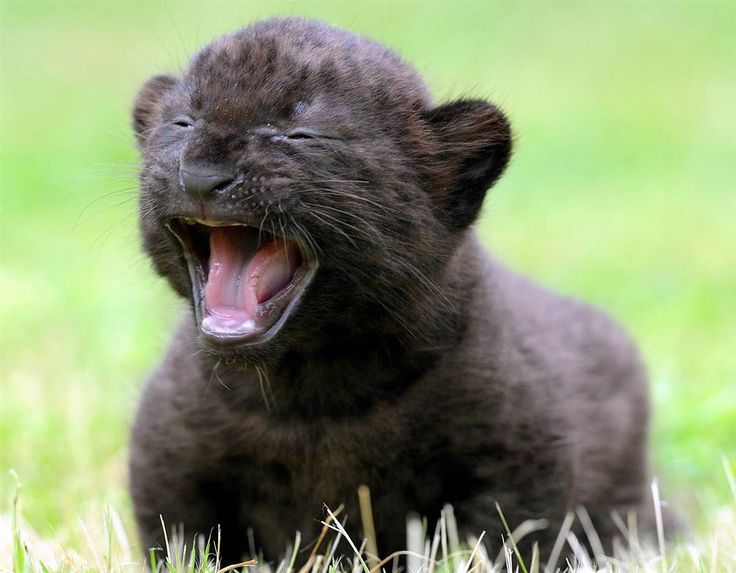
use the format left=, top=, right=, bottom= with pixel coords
left=180, top=166, right=235, bottom=199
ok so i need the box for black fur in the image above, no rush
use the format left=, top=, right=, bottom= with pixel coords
left=130, top=17, right=662, bottom=565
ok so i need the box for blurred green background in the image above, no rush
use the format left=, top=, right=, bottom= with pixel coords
left=1, top=0, right=734, bottom=550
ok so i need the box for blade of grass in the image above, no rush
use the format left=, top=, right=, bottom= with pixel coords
left=495, top=503, right=528, bottom=573
left=11, top=471, right=28, bottom=573
left=576, top=506, right=605, bottom=566
left=427, top=520, right=441, bottom=573
left=300, top=505, right=344, bottom=573
left=218, top=559, right=258, bottom=573
left=544, top=511, right=574, bottom=573
left=722, top=456, right=735, bottom=502
left=459, top=531, right=485, bottom=573
left=358, top=486, right=379, bottom=569
left=322, top=505, right=370, bottom=573
left=443, top=505, right=460, bottom=573
left=651, top=480, right=667, bottom=573
left=406, top=513, right=423, bottom=573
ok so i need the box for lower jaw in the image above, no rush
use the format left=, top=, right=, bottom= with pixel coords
left=193, top=261, right=318, bottom=347
left=198, top=305, right=284, bottom=346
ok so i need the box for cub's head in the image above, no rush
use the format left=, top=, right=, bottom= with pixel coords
left=133, top=17, right=511, bottom=355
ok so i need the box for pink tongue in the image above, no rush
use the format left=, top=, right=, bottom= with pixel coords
left=203, top=227, right=301, bottom=334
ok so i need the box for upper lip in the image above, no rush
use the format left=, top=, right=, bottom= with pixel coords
left=165, top=216, right=318, bottom=346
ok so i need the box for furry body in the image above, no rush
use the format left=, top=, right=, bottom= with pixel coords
left=130, top=18, right=655, bottom=564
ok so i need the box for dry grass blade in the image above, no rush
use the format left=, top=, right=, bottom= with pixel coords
left=564, top=533, right=590, bottom=570
left=651, top=481, right=667, bottom=573
left=358, top=486, right=379, bottom=569
left=218, top=559, right=258, bottom=573
left=427, top=520, right=441, bottom=573
left=406, top=513, right=423, bottom=573
left=529, top=543, right=540, bottom=573
left=545, top=512, right=574, bottom=573
left=576, top=507, right=605, bottom=566
left=443, top=505, right=461, bottom=571
left=366, top=551, right=435, bottom=573
left=299, top=503, right=345, bottom=573
left=287, top=531, right=302, bottom=573
left=460, top=531, right=486, bottom=573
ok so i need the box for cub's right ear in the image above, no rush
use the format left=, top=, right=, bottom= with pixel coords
left=132, top=74, right=178, bottom=148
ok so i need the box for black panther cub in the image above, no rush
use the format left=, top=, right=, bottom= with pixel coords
left=130, top=17, right=658, bottom=565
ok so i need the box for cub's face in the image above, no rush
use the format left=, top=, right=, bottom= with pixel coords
left=133, top=18, right=511, bottom=355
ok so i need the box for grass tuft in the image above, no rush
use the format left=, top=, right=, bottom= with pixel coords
left=7, top=470, right=736, bottom=573
left=4, top=470, right=736, bottom=573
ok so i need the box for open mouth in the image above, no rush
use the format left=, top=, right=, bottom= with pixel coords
left=166, top=218, right=318, bottom=345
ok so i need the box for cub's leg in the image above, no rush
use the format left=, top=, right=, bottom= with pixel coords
left=129, top=376, right=247, bottom=564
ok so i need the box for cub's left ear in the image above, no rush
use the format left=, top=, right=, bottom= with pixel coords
left=424, top=99, right=512, bottom=231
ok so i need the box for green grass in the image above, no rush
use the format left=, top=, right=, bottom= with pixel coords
left=6, top=471, right=736, bottom=572
left=1, top=0, right=735, bottom=567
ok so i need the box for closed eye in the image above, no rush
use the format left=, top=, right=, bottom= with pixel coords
left=172, top=116, right=194, bottom=128
left=285, top=128, right=341, bottom=141
left=285, top=128, right=318, bottom=140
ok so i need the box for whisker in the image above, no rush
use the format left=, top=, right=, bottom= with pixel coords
left=302, top=207, right=359, bottom=248
left=396, top=258, right=454, bottom=308
left=303, top=187, right=404, bottom=215
left=205, top=359, right=227, bottom=394
left=254, top=364, right=277, bottom=413
left=74, top=192, right=139, bottom=229
left=288, top=215, right=322, bottom=257
left=302, top=202, right=384, bottom=240
left=301, top=203, right=370, bottom=244
left=257, top=204, right=271, bottom=247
